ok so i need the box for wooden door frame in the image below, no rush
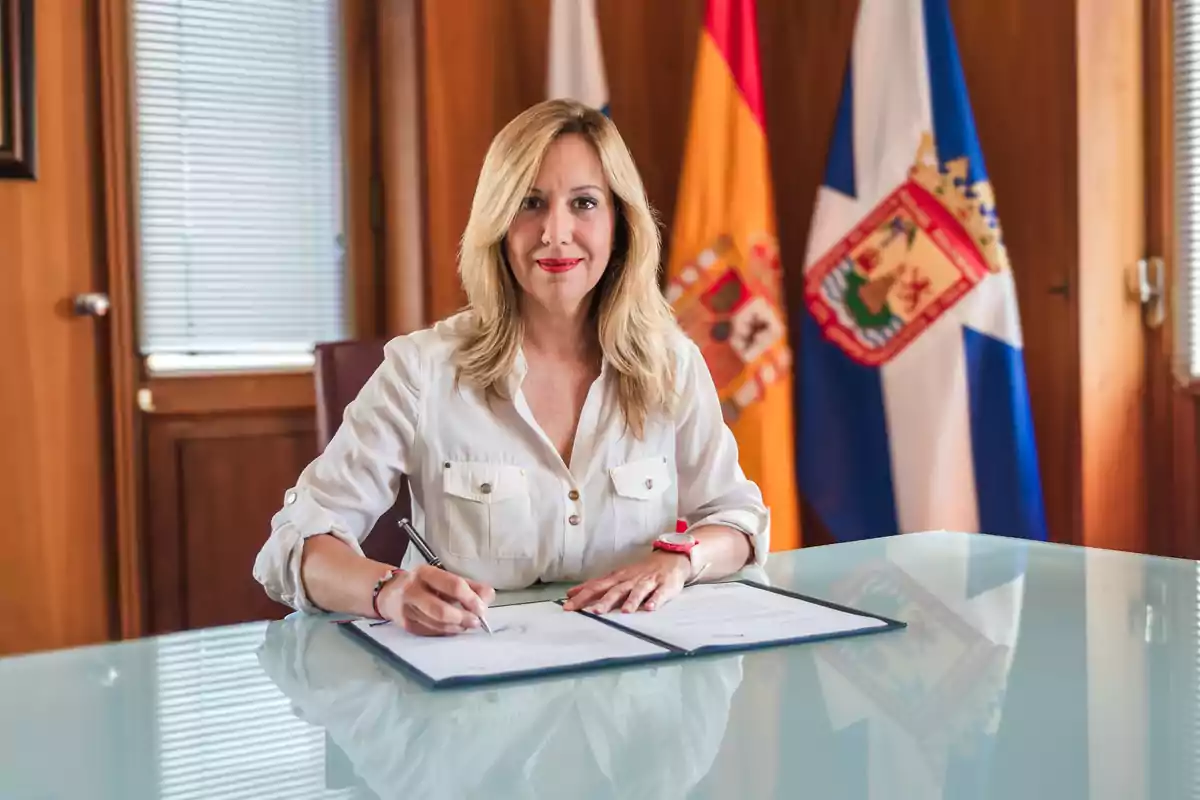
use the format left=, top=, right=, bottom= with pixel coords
left=96, top=0, right=144, bottom=640
left=1145, top=0, right=1200, bottom=560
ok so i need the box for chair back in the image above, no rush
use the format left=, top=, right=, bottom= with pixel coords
left=313, top=339, right=410, bottom=567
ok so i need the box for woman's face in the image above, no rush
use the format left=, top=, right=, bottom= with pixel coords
left=505, top=133, right=615, bottom=319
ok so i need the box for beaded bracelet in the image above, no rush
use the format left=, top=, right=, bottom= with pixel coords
left=371, top=567, right=404, bottom=620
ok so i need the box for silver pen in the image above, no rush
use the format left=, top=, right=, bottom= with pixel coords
left=398, top=518, right=493, bottom=634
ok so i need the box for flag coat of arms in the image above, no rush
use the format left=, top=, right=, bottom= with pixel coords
left=800, top=0, right=1048, bottom=542
left=667, top=0, right=800, bottom=551
left=548, top=0, right=609, bottom=114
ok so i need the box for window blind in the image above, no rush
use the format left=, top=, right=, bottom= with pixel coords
left=1176, top=1, right=1200, bottom=382
left=155, top=624, right=359, bottom=800
left=132, top=0, right=348, bottom=373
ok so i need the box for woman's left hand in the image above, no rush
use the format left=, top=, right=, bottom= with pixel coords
left=562, top=551, right=691, bottom=613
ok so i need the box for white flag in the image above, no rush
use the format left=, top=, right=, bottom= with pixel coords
left=548, top=0, right=609, bottom=113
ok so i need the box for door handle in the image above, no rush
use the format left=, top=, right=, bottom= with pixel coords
left=72, top=293, right=110, bottom=317
left=1131, top=257, right=1166, bottom=329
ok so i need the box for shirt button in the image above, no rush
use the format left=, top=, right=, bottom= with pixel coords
left=568, top=489, right=580, bottom=501
left=284, top=490, right=297, bottom=505
left=568, top=514, right=581, bottom=526
left=645, top=478, right=654, bottom=490
left=480, top=483, right=493, bottom=495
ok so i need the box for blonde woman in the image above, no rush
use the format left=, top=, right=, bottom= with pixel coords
left=253, top=99, right=770, bottom=636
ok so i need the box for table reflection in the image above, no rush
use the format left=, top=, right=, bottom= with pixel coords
left=709, top=534, right=1031, bottom=800
left=256, top=613, right=745, bottom=799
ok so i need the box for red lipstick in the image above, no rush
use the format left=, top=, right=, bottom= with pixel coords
left=536, top=258, right=582, bottom=273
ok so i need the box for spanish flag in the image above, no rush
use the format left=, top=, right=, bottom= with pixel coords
left=666, top=0, right=800, bottom=550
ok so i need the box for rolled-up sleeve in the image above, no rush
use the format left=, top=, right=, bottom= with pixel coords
left=674, top=337, right=771, bottom=566
left=252, top=336, right=424, bottom=612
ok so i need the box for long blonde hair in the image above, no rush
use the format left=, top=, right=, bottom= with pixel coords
left=454, top=99, right=679, bottom=436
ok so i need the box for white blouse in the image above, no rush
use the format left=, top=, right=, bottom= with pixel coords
left=253, top=313, right=770, bottom=612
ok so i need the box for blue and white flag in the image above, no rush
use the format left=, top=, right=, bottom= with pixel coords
left=548, top=0, right=609, bottom=114
left=799, top=0, right=1047, bottom=542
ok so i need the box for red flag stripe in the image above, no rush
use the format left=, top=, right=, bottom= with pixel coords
left=703, top=0, right=766, bottom=128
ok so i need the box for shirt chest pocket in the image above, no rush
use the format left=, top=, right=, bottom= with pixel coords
left=609, top=456, right=675, bottom=539
left=441, top=462, right=536, bottom=560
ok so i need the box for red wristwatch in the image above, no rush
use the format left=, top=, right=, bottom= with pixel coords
left=653, top=532, right=698, bottom=557
left=654, top=533, right=703, bottom=583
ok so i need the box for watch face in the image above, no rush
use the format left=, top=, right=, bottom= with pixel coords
left=658, top=532, right=695, bottom=547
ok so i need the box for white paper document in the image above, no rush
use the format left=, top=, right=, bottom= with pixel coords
left=348, top=601, right=670, bottom=685
left=595, top=581, right=889, bottom=653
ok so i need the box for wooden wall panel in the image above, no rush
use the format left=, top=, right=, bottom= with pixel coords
left=595, top=0, right=705, bottom=264
left=0, top=0, right=114, bottom=656
left=344, top=0, right=383, bottom=339
left=1076, top=0, right=1146, bottom=553
left=378, top=0, right=428, bottom=335
left=144, top=412, right=315, bottom=634
left=422, top=0, right=538, bottom=321
left=947, top=0, right=1082, bottom=545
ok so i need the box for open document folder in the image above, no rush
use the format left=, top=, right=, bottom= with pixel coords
left=340, top=581, right=905, bottom=688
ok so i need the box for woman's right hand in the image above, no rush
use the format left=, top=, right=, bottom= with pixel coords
left=377, top=565, right=496, bottom=636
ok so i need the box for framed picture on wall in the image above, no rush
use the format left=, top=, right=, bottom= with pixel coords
left=0, top=0, right=34, bottom=179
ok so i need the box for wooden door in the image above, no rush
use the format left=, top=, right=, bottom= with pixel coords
left=0, top=0, right=114, bottom=655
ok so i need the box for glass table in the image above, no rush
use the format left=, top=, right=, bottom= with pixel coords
left=1, top=531, right=1196, bottom=799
